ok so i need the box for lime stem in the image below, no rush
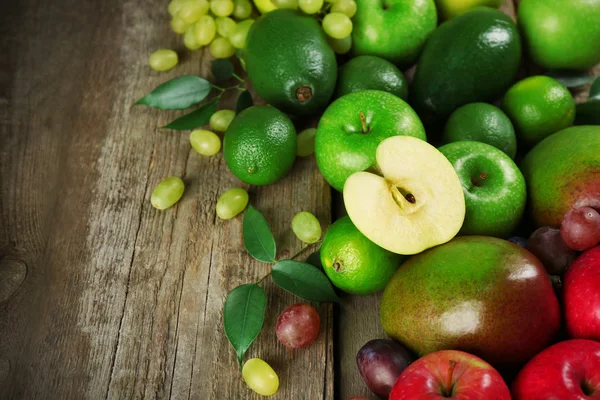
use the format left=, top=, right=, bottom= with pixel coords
left=445, top=360, right=457, bottom=397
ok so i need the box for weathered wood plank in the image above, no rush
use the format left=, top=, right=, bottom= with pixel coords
left=0, top=0, right=333, bottom=399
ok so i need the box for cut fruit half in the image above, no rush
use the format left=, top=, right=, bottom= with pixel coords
left=343, top=136, right=465, bottom=255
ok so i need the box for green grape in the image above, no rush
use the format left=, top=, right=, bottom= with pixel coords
left=195, top=15, right=217, bottom=45
left=171, top=17, right=190, bottom=34
left=211, top=0, right=235, bottom=16
left=229, top=19, right=254, bottom=49
left=168, top=0, right=185, bottom=16
left=151, top=177, right=185, bottom=210
left=296, top=128, right=316, bottom=156
left=292, top=211, right=322, bottom=244
left=209, top=109, right=236, bottom=131
left=233, top=0, right=253, bottom=19
left=178, top=0, right=209, bottom=23
left=216, top=188, right=249, bottom=219
left=322, top=12, right=353, bottom=39
left=298, top=0, right=323, bottom=14
left=330, top=0, right=356, bottom=17
left=242, top=358, right=279, bottom=396
left=216, top=17, right=237, bottom=38
left=184, top=26, right=202, bottom=50
left=273, top=0, right=298, bottom=9
left=327, top=34, right=352, bottom=54
left=148, top=49, right=179, bottom=71
left=210, top=37, right=236, bottom=58
left=190, top=129, right=221, bottom=155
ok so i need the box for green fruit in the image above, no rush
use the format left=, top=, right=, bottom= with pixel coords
left=411, top=7, right=521, bottom=124
left=438, top=141, right=526, bottom=237
left=335, top=55, right=408, bottom=100
left=245, top=10, right=337, bottom=115
left=380, top=236, right=561, bottom=368
left=521, top=126, right=600, bottom=227
left=315, top=90, right=426, bottom=192
left=518, top=0, right=600, bottom=70
left=435, top=0, right=503, bottom=19
left=223, top=106, right=297, bottom=185
left=502, top=76, right=575, bottom=149
left=443, top=103, right=517, bottom=159
left=321, top=216, right=404, bottom=295
left=352, top=0, right=437, bottom=68
left=291, top=211, right=322, bottom=244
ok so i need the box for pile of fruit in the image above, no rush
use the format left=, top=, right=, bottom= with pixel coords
left=137, top=0, right=600, bottom=397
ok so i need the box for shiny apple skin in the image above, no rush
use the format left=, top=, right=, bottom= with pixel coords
left=512, top=339, right=600, bottom=399
left=564, top=246, right=600, bottom=341
left=390, top=350, right=510, bottom=399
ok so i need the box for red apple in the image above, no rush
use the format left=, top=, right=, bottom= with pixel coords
left=512, top=339, right=600, bottom=399
left=564, top=246, right=600, bottom=341
left=389, top=350, right=510, bottom=399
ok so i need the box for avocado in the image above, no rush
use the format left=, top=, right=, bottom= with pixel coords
left=245, top=9, right=337, bottom=115
left=518, top=0, right=600, bottom=70
left=411, top=7, right=521, bottom=125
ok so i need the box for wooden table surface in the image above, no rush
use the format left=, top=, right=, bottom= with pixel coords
left=0, top=0, right=597, bottom=399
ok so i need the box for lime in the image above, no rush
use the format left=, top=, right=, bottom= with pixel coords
left=320, top=216, right=404, bottom=295
left=502, top=76, right=575, bottom=148
left=443, top=102, right=517, bottom=159
left=223, top=106, right=297, bottom=185
left=335, top=55, right=408, bottom=100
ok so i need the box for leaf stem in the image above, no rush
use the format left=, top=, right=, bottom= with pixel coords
left=288, top=241, right=322, bottom=261
left=256, top=271, right=271, bottom=285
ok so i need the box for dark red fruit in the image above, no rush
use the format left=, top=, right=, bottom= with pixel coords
left=356, top=339, right=413, bottom=399
left=561, top=206, right=600, bottom=251
left=527, top=226, right=578, bottom=275
left=275, top=303, right=320, bottom=349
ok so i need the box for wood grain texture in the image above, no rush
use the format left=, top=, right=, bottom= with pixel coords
left=0, top=0, right=333, bottom=399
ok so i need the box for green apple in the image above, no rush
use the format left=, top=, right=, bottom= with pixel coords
left=344, top=136, right=465, bottom=255
left=438, top=141, right=526, bottom=237
left=435, top=0, right=503, bottom=19
left=352, top=0, right=437, bottom=68
left=315, top=90, right=426, bottom=192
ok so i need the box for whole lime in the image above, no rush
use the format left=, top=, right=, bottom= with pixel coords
left=320, top=216, right=405, bottom=295
left=502, top=76, right=575, bottom=148
left=443, top=103, right=517, bottom=159
left=335, top=55, right=409, bottom=100
left=224, top=106, right=297, bottom=185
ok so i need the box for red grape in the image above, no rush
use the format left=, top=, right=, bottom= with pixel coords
left=561, top=207, right=600, bottom=251
left=526, top=227, right=578, bottom=275
left=275, top=303, right=320, bottom=349
left=356, top=339, right=413, bottom=399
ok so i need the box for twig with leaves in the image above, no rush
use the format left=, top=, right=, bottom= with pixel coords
left=134, top=59, right=254, bottom=130
left=224, top=205, right=339, bottom=367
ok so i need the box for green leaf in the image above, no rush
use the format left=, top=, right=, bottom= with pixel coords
left=211, top=59, right=235, bottom=82
left=575, top=101, right=600, bottom=125
left=161, top=100, right=218, bottom=130
left=272, top=260, right=340, bottom=303
left=236, top=91, right=253, bottom=113
left=243, top=205, right=277, bottom=263
left=135, top=76, right=212, bottom=110
left=306, top=249, right=322, bottom=269
left=546, top=70, right=594, bottom=88
left=589, top=76, right=600, bottom=101
left=224, top=284, right=267, bottom=367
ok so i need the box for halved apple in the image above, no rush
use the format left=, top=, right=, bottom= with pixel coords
left=343, top=136, right=465, bottom=255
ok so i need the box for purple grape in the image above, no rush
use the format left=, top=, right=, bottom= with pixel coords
left=527, top=226, right=578, bottom=276
left=561, top=206, right=600, bottom=251
left=356, top=339, right=413, bottom=399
